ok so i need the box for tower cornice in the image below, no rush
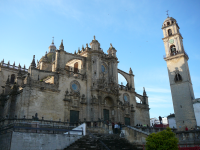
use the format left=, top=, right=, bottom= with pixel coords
left=164, top=52, right=189, bottom=61
left=162, top=33, right=183, bottom=40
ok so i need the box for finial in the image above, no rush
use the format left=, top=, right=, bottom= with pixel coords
left=74, top=50, right=76, bottom=54
left=166, top=10, right=169, bottom=18
left=143, top=87, right=147, bottom=96
left=13, top=61, right=15, bottom=67
left=2, top=59, right=4, bottom=63
left=93, top=35, right=96, bottom=40
left=8, top=61, right=10, bottom=66
left=110, top=43, right=112, bottom=47
left=129, top=67, right=133, bottom=74
left=31, top=55, right=36, bottom=67
left=18, top=63, right=21, bottom=68
left=86, top=43, right=88, bottom=48
left=59, top=39, right=64, bottom=50
left=23, top=64, right=26, bottom=69
left=52, top=36, right=54, bottom=44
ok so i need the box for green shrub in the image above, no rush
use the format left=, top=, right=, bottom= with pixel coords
left=146, top=127, right=179, bottom=150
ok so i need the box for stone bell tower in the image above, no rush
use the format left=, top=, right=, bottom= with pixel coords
left=162, top=17, right=197, bottom=131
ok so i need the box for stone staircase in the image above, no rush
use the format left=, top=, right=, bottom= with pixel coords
left=64, top=134, right=140, bottom=150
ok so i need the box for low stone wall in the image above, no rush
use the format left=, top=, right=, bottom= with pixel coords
left=176, top=130, right=200, bottom=146
left=122, top=126, right=148, bottom=145
left=7, top=132, right=82, bottom=150
left=0, top=132, right=12, bottom=150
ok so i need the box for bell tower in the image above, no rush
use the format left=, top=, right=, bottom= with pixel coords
left=162, top=17, right=197, bottom=131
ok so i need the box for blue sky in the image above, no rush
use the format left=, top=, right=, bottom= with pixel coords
left=0, top=0, right=200, bottom=119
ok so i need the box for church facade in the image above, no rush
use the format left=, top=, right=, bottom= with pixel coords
left=0, top=36, right=150, bottom=126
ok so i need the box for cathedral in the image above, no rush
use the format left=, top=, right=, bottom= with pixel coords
left=0, top=36, right=150, bottom=126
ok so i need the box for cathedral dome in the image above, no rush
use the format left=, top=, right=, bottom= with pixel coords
left=164, top=17, right=176, bottom=22
left=39, top=52, right=55, bottom=63
left=50, top=43, right=56, bottom=47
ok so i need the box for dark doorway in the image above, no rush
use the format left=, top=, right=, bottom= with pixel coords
left=103, top=109, right=109, bottom=122
left=124, top=117, right=130, bottom=125
left=70, top=110, right=79, bottom=124
left=74, top=62, right=78, bottom=73
left=10, top=74, right=15, bottom=84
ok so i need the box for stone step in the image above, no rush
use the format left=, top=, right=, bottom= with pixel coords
left=65, top=133, right=140, bottom=150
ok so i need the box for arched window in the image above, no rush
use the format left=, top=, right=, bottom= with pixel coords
left=168, top=29, right=172, bottom=36
left=10, top=74, right=15, bottom=84
left=174, top=73, right=182, bottom=82
left=170, top=45, right=176, bottom=55
left=167, top=22, right=170, bottom=25
left=74, top=62, right=78, bottom=73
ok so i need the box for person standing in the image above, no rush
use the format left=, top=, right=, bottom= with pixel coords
left=114, top=123, right=118, bottom=134
left=112, top=122, right=114, bottom=133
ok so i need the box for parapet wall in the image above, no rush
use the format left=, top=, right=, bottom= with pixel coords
left=2, top=132, right=82, bottom=150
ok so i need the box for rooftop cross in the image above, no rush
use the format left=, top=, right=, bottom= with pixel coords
left=52, top=36, right=54, bottom=44
left=166, top=10, right=169, bottom=18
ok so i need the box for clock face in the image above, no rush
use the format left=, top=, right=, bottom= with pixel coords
left=169, top=39, right=174, bottom=44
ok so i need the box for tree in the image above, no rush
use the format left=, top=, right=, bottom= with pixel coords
left=146, top=127, right=179, bottom=150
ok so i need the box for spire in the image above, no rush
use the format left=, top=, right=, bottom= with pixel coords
left=74, top=50, right=76, bottom=54
left=129, top=68, right=133, bottom=74
left=143, top=87, right=147, bottom=96
left=18, top=63, right=21, bottom=69
left=31, top=55, right=36, bottom=67
left=45, top=51, right=47, bottom=58
left=23, top=64, right=26, bottom=69
left=52, top=36, right=54, bottom=44
left=82, top=45, right=84, bottom=51
left=2, top=59, right=4, bottom=63
left=59, top=39, right=64, bottom=50
left=110, top=43, right=113, bottom=48
left=93, top=35, right=96, bottom=40
left=13, top=61, right=15, bottom=67
left=7, top=61, right=10, bottom=66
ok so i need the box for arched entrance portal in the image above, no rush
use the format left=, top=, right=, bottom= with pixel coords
left=103, top=96, right=114, bottom=122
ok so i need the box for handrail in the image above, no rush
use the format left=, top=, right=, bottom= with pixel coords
left=87, top=130, right=110, bottom=150
left=0, top=124, right=83, bottom=135
left=126, top=125, right=149, bottom=135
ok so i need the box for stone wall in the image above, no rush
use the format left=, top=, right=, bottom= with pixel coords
left=9, top=132, right=82, bottom=150
left=122, top=126, right=148, bottom=145
left=0, top=132, right=12, bottom=150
